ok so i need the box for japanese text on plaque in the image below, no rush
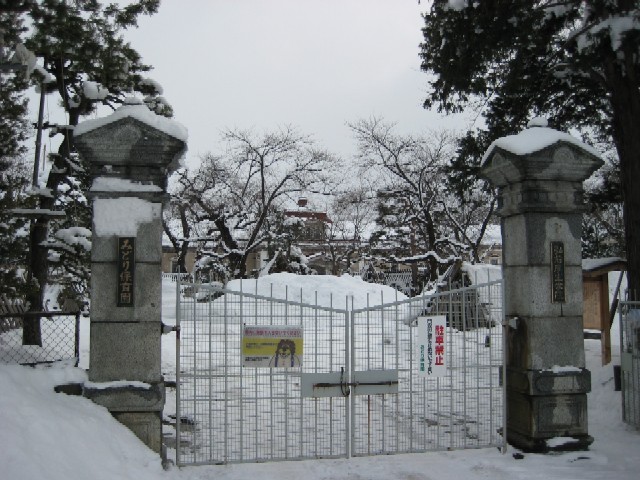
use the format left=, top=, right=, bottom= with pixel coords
left=117, top=237, right=135, bottom=307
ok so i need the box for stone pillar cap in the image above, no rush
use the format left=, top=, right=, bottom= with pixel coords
left=75, top=103, right=187, bottom=143
left=74, top=104, right=188, bottom=182
left=481, top=122, right=603, bottom=187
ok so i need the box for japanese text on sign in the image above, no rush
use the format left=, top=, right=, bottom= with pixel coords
left=117, top=237, right=135, bottom=307
left=417, top=316, right=446, bottom=377
left=551, top=241, right=565, bottom=303
left=242, top=325, right=303, bottom=368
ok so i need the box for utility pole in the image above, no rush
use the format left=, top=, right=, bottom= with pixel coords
left=32, top=84, right=46, bottom=186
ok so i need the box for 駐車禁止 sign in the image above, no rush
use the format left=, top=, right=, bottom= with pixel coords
left=417, top=316, right=446, bottom=377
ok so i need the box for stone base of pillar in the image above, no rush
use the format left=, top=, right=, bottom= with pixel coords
left=112, top=411, right=164, bottom=454
left=83, top=382, right=165, bottom=453
left=507, top=427, right=593, bottom=452
left=507, top=384, right=593, bottom=452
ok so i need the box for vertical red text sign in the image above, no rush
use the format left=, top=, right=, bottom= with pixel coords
left=417, top=316, right=446, bottom=377
left=117, top=237, right=135, bottom=307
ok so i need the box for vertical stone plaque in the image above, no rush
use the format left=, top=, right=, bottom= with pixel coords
left=117, top=237, right=135, bottom=307
left=551, top=241, right=565, bottom=303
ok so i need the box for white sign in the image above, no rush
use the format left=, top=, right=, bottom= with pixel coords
left=417, top=316, right=446, bottom=377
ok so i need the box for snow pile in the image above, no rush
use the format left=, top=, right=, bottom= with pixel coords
left=2, top=275, right=640, bottom=480
left=0, top=363, right=164, bottom=480
left=462, top=262, right=502, bottom=284
left=2, top=337, right=639, bottom=479
left=226, top=272, right=408, bottom=310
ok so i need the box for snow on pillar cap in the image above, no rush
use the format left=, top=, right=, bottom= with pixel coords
left=527, top=116, right=548, bottom=128
left=74, top=104, right=188, bottom=187
left=74, top=103, right=187, bottom=142
left=480, top=119, right=603, bottom=188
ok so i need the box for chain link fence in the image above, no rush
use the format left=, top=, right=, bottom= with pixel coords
left=0, top=311, right=81, bottom=366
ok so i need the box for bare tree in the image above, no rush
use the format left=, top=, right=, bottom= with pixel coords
left=350, top=117, right=496, bottom=282
left=323, top=185, right=376, bottom=275
left=162, top=192, right=191, bottom=275
left=174, top=126, right=338, bottom=280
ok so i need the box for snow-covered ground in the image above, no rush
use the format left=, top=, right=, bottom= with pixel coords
left=1, top=272, right=639, bottom=480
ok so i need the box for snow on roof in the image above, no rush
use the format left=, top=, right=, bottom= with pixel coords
left=582, top=257, right=626, bottom=273
left=74, top=103, right=188, bottom=142
left=482, top=120, right=601, bottom=164
left=284, top=210, right=332, bottom=223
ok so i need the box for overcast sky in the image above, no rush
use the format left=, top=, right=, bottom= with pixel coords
left=31, top=0, right=471, bottom=168
left=118, top=0, right=471, bottom=164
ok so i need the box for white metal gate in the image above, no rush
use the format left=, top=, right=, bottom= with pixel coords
left=175, top=279, right=506, bottom=466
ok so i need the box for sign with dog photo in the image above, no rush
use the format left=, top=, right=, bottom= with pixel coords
left=242, top=325, right=303, bottom=368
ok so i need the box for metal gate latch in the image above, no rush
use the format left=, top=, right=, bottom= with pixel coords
left=301, top=369, right=399, bottom=398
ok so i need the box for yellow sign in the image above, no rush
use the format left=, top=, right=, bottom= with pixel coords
left=242, top=325, right=303, bottom=368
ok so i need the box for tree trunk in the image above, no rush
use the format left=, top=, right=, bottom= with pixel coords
left=607, top=56, right=640, bottom=297
left=23, top=218, right=46, bottom=345
left=23, top=118, right=75, bottom=345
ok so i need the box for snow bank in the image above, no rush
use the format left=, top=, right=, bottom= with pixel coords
left=462, top=262, right=502, bottom=284
left=3, top=276, right=640, bottom=479
left=0, top=363, right=164, bottom=480
left=226, top=273, right=408, bottom=310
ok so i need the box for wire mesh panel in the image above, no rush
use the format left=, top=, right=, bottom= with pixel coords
left=176, top=279, right=505, bottom=466
left=619, top=301, right=640, bottom=428
left=0, top=313, right=80, bottom=365
left=350, top=281, right=505, bottom=455
left=176, top=282, right=349, bottom=466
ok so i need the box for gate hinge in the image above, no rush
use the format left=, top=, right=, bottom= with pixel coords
left=162, top=323, right=179, bottom=335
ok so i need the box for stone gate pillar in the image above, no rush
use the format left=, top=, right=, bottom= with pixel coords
left=74, top=104, right=186, bottom=453
left=481, top=118, right=602, bottom=451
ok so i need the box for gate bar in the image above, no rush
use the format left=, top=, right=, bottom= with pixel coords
left=175, top=274, right=181, bottom=466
